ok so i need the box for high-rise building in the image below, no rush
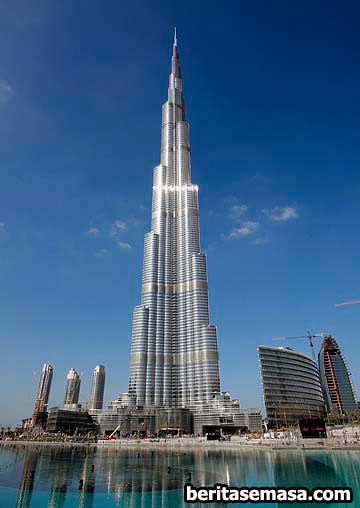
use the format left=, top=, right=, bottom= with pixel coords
left=89, top=365, right=105, bottom=410
left=64, top=368, right=81, bottom=406
left=318, top=335, right=357, bottom=416
left=128, top=32, right=220, bottom=408
left=31, top=362, right=53, bottom=426
left=258, top=346, right=326, bottom=427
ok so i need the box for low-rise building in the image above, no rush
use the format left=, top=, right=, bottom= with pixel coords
left=192, top=392, right=262, bottom=436
left=46, top=407, right=97, bottom=435
left=90, top=404, right=192, bottom=437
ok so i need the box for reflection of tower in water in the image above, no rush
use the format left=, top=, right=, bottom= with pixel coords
left=95, top=448, right=188, bottom=508
left=271, top=450, right=350, bottom=492
left=78, top=452, right=96, bottom=508
left=16, top=449, right=39, bottom=508
left=95, top=448, right=271, bottom=508
left=48, top=478, right=67, bottom=508
left=47, top=453, right=71, bottom=508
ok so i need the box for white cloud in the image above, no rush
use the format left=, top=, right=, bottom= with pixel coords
left=85, top=226, right=100, bottom=238
left=118, top=241, right=131, bottom=250
left=110, top=220, right=127, bottom=239
left=0, top=222, right=5, bottom=231
left=230, top=221, right=259, bottom=238
left=230, top=204, right=248, bottom=221
left=262, top=206, right=299, bottom=222
left=0, top=80, right=14, bottom=103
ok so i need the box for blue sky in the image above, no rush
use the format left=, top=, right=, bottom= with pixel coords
left=1, top=0, right=359, bottom=425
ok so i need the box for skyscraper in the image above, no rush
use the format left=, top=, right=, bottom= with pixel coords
left=128, top=32, right=220, bottom=409
left=32, top=362, right=53, bottom=426
left=318, top=335, right=357, bottom=416
left=64, top=368, right=81, bottom=406
left=258, top=346, right=326, bottom=427
left=89, top=365, right=105, bottom=410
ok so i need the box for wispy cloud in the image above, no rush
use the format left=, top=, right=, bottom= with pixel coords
left=0, top=222, right=5, bottom=231
left=0, top=80, right=14, bottom=103
left=109, top=220, right=127, bottom=239
left=230, top=204, right=248, bottom=221
left=262, top=206, right=299, bottom=222
left=85, top=226, right=100, bottom=238
left=117, top=241, right=131, bottom=250
left=94, top=248, right=108, bottom=257
left=230, top=221, right=259, bottom=238
left=250, top=237, right=268, bottom=246
left=225, top=197, right=300, bottom=245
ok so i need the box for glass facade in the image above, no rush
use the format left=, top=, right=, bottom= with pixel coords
left=258, top=346, right=326, bottom=427
left=31, top=363, right=53, bottom=427
left=89, top=365, right=105, bottom=410
left=318, top=335, right=357, bottom=416
left=128, top=33, right=220, bottom=408
left=64, top=368, right=81, bottom=406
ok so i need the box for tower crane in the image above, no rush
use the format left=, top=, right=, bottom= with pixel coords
left=272, top=332, right=327, bottom=362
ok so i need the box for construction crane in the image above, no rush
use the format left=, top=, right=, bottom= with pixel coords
left=335, top=300, right=360, bottom=308
left=272, top=332, right=327, bottom=362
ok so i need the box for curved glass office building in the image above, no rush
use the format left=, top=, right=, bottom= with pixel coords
left=258, top=346, right=326, bottom=427
left=318, top=335, right=357, bottom=416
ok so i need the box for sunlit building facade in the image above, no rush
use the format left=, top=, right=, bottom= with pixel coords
left=128, top=32, right=220, bottom=408
left=31, top=362, right=53, bottom=427
left=64, top=368, right=81, bottom=406
left=318, top=335, right=357, bottom=416
left=89, top=365, right=105, bottom=410
left=258, top=346, right=326, bottom=427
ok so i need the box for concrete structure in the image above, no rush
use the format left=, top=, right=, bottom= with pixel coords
left=238, top=408, right=263, bottom=434
left=258, top=346, right=326, bottom=428
left=128, top=31, right=220, bottom=409
left=89, top=365, right=105, bottom=410
left=193, top=392, right=262, bottom=435
left=90, top=404, right=192, bottom=437
left=319, top=335, right=357, bottom=416
left=64, top=368, right=81, bottom=406
left=31, top=362, right=53, bottom=427
left=46, top=407, right=97, bottom=435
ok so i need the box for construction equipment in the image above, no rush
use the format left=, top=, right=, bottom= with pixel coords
left=335, top=300, right=360, bottom=308
left=272, top=332, right=327, bottom=362
left=108, top=415, right=131, bottom=440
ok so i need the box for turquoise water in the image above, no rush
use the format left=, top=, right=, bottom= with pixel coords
left=0, top=444, right=359, bottom=507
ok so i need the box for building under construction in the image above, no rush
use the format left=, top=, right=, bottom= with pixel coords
left=31, top=363, right=53, bottom=428
left=318, top=335, right=357, bottom=416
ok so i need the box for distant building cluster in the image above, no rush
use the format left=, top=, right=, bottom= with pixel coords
left=28, top=332, right=357, bottom=437
left=30, top=363, right=105, bottom=433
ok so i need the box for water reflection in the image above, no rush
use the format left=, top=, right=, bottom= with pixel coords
left=48, top=450, right=71, bottom=508
left=78, top=451, right=96, bottom=508
left=16, top=448, right=39, bottom=508
left=1, top=444, right=358, bottom=508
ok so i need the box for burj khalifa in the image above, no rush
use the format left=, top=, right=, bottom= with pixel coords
left=128, top=32, right=220, bottom=409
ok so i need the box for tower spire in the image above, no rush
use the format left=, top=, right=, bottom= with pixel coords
left=170, top=29, right=181, bottom=87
